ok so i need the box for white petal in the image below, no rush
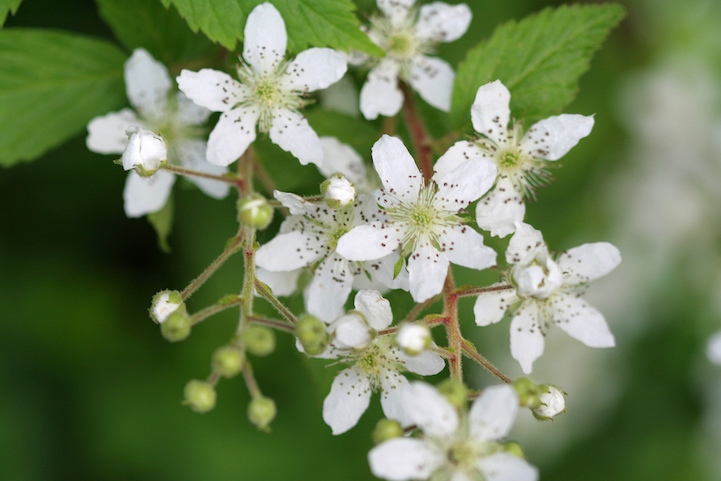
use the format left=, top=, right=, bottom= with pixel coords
left=322, top=367, right=371, bottom=434
left=269, top=109, right=323, bottom=166
left=509, top=301, right=545, bottom=374
left=402, top=381, right=458, bottom=437
left=207, top=106, right=259, bottom=166
left=175, top=91, right=212, bottom=125
left=332, top=313, right=371, bottom=349
left=476, top=176, right=525, bottom=238
left=175, top=139, right=230, bottom=199
left=354, top=289, right=393, bottom=330
left=255, top=231, right=324, bottom=271
left=282, top=48, right=347, bottom=92
left=337, top=224, right=403, bottom=262
left=361, top=250, right=410, bottom=291
left=372, top=135, right=423, bottom=202
left=520, top=114, right=594, bottom=161
left=121, top=127, right=167, bottom=171
left=505, top=222, right=545, bottom=266
left=415, top=2, right=472, bottom=42
left=478, top=453, right=539, bottom=481
left=434, top=157, right=497, bottom=211
left=408, top=243, right=449, bottom=302
left=432, top=140, right=486, bottom=181
left=305, top=254, right=353, bottom=323
left=176, top=69, right=247, bottom=112
left=706, top=331, right=721, bottom=365
left=243, top=2, right=287, bottom=75
left=471, top=80, right=511, bottom=146
left=318, top=137, right=370, bottom=190
left=123, top=170, right=175, bottom=218
left=124, top=48, right=171, bottom=122
left=398, top=347, right=445, bottom=375
left=379, top=370, right=412, bottom=425
left=409, top=55, right=454, bottom=112
left=468, top=384, right=518, bottom=442
left=86, top=109, right=141, bottom=154
left=557, top=242, right=621, bottom=285
left=360, top=59, right=403, bottom=120
left=377, top=0, right=415, bottom=26
left=550, top=293, right=615, bottom=348
left=255, top=267, right=300, bottom=297
left=441, top=226, right=496, bottom=270
left=473, top=285, right=518, bottom=326
left=369, top=438, right=442, bottom=481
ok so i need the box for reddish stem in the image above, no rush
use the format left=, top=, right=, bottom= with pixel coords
left=401, top=82, right=433, bottom=184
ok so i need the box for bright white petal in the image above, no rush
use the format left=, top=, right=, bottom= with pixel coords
left=360, top=59, right=403, bottom=120
left=415, top=2, right=472, bottom=42
left=372, top=135, right=423, bottom=202
left=255, top=231, right=324, bottom=271
left=124, top=48, right=171, bottom=122
left=476, top=176, right=525, bottom=238
left=520, top=114, right=594, bottom=161
left=176, top=69, right=247, bottom=113
left=409, top=55, right=454, bottom=112
left=305, top=254, right=353, bottom=324
left=269, top=109, right=323, bottom=166
left=175, top=91, right=212, bottom=125
left=332, top=313, right=371, bottom=349
left=379, top=370, right=412, bottom=425
left=509, top=302, right=545, bottom=374
left=175, top=139, right=230, bottom=199
left=398, top=347, right=445, bottom=375
left=337, top=225, right=403, bottom=262
left=506, top=222, right=545, bottom=266
left=402, top=381, right=458, bottom=437
left=471, top=80, right=511, bottom=146
left=557, top=242, right=621, bottom=285
left=282, top=48, right=347, bottom=92
left=441, top=226, right=496, bottom=270
left=369, top=438, right=442, bottom=481
left=123, top=170, right=175, bottom=218
left=468, top=384, right=518, bottom=442
left=432, top=140, right=486, bottom=181
left=408, top=243, right=449, bottom=302
left=86, top=109, right=141, bottom=154
left=255, top=267, right=300, bottom=297
left=377, top=0, right=415, bottom=26
left=354, top=289, right=393, bottom=330
left=322, top=367, right=371, bottom=434
left=318, top=137, right=370, bottom=190
left=361, top=250, right=410, bottom=291
left=706, top=331, right=721, bottom=365
left=243, top=2, right=287, bottom=75
left=478, top=453, right=539, bottom=481
left=550, top=293, right=615, bottom=348
left=207, top=106, right=259, bottom=166
left=434, top=157, right=497, bottom=211
left=473, top=285, right=518, bottom=326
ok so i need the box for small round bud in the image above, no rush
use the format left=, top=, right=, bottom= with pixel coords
left=121, top=126, right=167, bottom=175
left=321, top=173, right=355, bottom=209
left=395, top=323, right=432, bottom=356
left=533, top=385, right=566, bottom=419
left=372, top=418, right=403, bottom=444
left=502, top=441, right=526, bottom=459
left=296, top=314, right=329, bottom=356
left=332, top=313, right=371, bottom=350
left=213, top=346, right=244, bottom=378
left=160, top=308, right=191, bottom=342
left=242, top=325, right=276, bottom=357
left=183, top=380, right=216, bottom=413
left=248, top=396, right=276, bottom=431
left=437, top=379, right=469, bottom=409
left=238, top=194, right=274, bottom=230
left=512, top=377, right=542, bottom=409
left=150, top=290, right=184, bottom=324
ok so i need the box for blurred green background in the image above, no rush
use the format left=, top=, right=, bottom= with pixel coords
left=2, top=0, right=721, bottom=480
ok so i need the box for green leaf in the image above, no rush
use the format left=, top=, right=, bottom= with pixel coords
left=95, top=0, right=216, bottom=66
left=450, top=4, right=625, bottom=128
left=147, top=195, right=174, bottom=253
left=0, top=29, right=127, bottom=167
left=0, top=0, right=22, bottom=25
left=163, top=0, right=382, bottom=55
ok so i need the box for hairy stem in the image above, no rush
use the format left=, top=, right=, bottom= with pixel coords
left=181, top=230, right=244, bottom=300
left=461, top=340, right=511, bottom=384
left=401, top=82, right=433, bottom=183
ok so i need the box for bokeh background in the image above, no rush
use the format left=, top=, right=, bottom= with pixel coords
left=2, top=0, right=721, bottom=480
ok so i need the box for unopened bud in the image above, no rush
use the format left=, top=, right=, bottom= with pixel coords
left=332, top=313, right=371, bottom=350
left=372, top=418, right=403, bottom=444
left=512, top=377, right=542, bottom=409
left=248, top=396, right=276, bottom=431
left=121, top=126, right=167, bottom=175
left=437, top=379, right=468, bottom=409
left=243, top=325, right=276, bottom=357
left=150, top=290, right=184, bottom=324
left=396, top=323, right=431, bottom=356
left=321, top=173, right=355, bottom=209
left=213, top=346, right=244, bottom=378
left=532, top=385, right=566, bottom=420
left=160, top=308, right=191, bottom=342
left=183, top=380, right=216, bottom=413
left=238, top=193, right=274, bottom=230
left=296, top=314, right=329, bottom=355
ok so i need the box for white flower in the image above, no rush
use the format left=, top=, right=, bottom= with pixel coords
left=473, top=222, right=621, bottom=373
left=322, top=173, right=356, bottom=208
left=337, top=135, right=497, bottom=303
left=707, top=330, right=721, bottom=365
left=351, top=0, right=472, bottom=119
left=436, top=80, right=594, bottom=237
left=396, top=323, right=431, bottom=355
left=86, top=48, right=229, bottom=218
left=255, top=190, right=408, bottom=323
left=534, top=386, right=566, bottom=418
left=368, top=382, right=538, bottom=481
left=176, top=3, right=347, bottom=167
left=321, top=291, right=445, bottom=435
left=318, top=136, right=379, bottom=193
left=121, top=126, right=167, bottom=174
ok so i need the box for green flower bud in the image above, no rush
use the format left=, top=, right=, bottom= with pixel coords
left=183, top=380, right=216, bottom=413
left=160, top=308, right=191, bottom=342
left=243, top=325, right=276, bottom=357
left=150, top=289, right=184, bottom=324
left=372, top=418, right=403, bottom=444
left=213, top=346, right=244, bottom=378
left=512, top=377, right=542, bottom=409
left=238, top=193, right=274, bottom=230
left=320, top=173, right=355, bottom=209
left=296, top=314, right=329, bottom=355
left=248, top=396, right=276, bottom=431
left=437, top=379, right=469, bottom=409
left=502, top=441, right=526, bottom=459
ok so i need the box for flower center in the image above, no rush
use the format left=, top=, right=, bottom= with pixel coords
left=254, top=82, right=279, bottom=105
left=388, top=31, right=415, bottom=58
left=499, top=149, right=521, bottom=169
left=327, top=226, right=349, bottom=251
